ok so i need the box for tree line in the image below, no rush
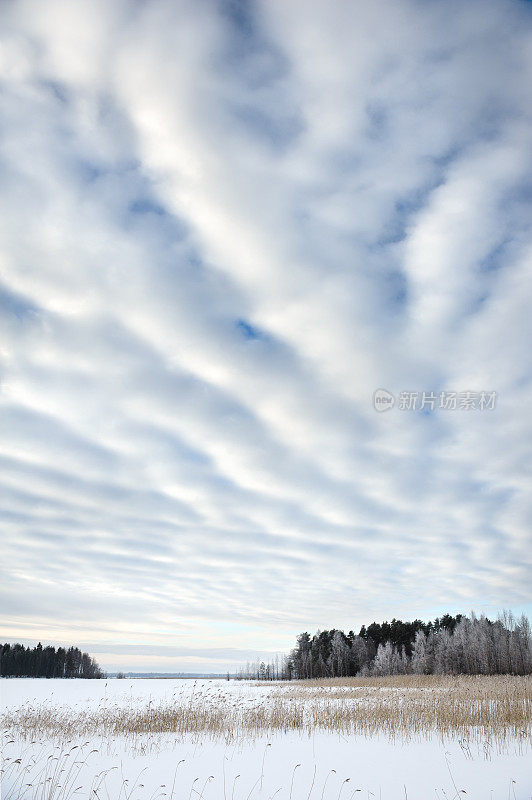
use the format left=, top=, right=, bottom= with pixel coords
left=0, top=642, right=103, bottom=678
left=238, top=611, right=532, bottom=679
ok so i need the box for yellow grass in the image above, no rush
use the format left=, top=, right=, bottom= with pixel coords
left=3, top=675, right=531, bottom=746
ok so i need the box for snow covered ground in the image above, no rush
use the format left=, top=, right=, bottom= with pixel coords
left=2, top=678, right=531, bottom=800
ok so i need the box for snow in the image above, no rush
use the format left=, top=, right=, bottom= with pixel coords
left=2, top=679, right=531, bottom=800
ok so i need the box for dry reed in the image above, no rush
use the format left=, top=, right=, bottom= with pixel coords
left=2, top=675, right=531, bottom=746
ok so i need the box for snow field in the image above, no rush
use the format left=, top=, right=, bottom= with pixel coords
left=1, top=678, right=531, bottom=800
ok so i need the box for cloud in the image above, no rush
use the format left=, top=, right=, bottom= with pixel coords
left=1, top=0, right=531, bottom=671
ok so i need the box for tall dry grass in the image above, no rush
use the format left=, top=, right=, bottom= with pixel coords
left=2, top=675, right=531, bottom=746
left=277, top=674, right=532, bottom=744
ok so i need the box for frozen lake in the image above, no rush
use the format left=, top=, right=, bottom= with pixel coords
left=2, top=678, right=531, bottom=800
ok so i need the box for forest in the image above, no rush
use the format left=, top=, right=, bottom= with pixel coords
left=3, top=612, right=531, bottom=681
left=239, top=611, right=532, bottom=680
left=0, top=642, right=103, bottom=678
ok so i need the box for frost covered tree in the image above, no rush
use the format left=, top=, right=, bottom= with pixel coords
left=330, top=630, right=348, bottom=677
left=411, top=630, right=432, bottom=674
left=286, top=611, right=531, bottom=679
left=372, top=641, right=401, bottom=675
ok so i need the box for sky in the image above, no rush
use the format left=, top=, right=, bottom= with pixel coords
left=1, top=0, right=532, bottom=674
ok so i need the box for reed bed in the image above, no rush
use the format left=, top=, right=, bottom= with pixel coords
left=3, top=675, right=531, bottom=746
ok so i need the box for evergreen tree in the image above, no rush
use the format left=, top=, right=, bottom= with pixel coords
left=1, top=642, right=103, bottom=678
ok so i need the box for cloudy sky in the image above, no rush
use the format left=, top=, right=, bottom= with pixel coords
left=1, top=0, right=532, bottom=673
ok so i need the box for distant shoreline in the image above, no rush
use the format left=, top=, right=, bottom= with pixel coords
left=1, top=674, right=231, bottom=680
left=108, top=673, right=229, bottom=679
